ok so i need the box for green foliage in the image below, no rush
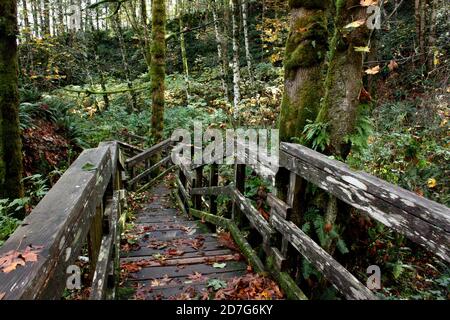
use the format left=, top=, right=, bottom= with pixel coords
left=299, top=121, right=330, bottom=151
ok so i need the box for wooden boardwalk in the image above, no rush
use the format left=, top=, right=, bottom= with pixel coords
left=119, top=183, right=248, bottom=300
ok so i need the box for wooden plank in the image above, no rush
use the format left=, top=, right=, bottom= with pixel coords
left=267, top=193, right=292, bottom=220
left=230, top=188, right=275, bottom=242
left=190, top=186, right=231, bottom=196
left=280, top=143, right=450, bottom=262
left=89, top=232, right=114, bottom=300
left=126, top=138, right=172, bottom=168
left=270, top=213, right=377, bottom=300
left=127, top=261, right=247, bottom=281
left=121, top=254, right=239, bottom=268
left=128, top=156, right=171, bottom=187
left=0, top=146, right=112, bottom=299
left=209, top=164, right=219, bottom=214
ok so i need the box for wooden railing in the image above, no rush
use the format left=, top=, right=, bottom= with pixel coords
left=0, top=137, right=448, bottom=300
left=172, top=141, right=450, bottom=300
left=0, top=141, right=127, bottom=300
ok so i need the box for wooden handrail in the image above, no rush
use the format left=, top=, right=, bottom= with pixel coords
left=171, top=139, right=450, bottom=300
left=0, top=141, right=126, bottom=300
left=125, top=138, right=172, bottom=168
left=280, top=142, right=450, bottom=262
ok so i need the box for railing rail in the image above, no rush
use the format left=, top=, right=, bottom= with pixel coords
left=0, top=141, right=126, bottom=300
left=172, top=140, right=450, bottom=300
left=1, top=137, right=448, bottom=300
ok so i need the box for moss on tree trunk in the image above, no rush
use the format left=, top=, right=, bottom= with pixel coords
left=150, top=0, right=166, bottom=144
left=278, top=1, right=330, bottom=142
left=0, top=0, right=25, bottom=215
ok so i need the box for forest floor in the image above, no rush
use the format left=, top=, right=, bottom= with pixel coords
left=117, top=177, right=283, bottom=300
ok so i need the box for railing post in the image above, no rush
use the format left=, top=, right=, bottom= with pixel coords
left=232, top=164, right=246, bottom=224
left=209, top=164, right=218, bottom=214
left=194, top=167, right=203, bottom=210
left=88, top=201, right=104, bottom=280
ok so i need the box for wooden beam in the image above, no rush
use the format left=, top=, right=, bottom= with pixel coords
left=270, top=213, right=377, bottom=300
left=281, top=143, right=450, bottom=262
left=126, top=138, right=172, bottom=168
left=0, top=146, right=113, bottom=299
left=128, top=156, right=171, bottom=187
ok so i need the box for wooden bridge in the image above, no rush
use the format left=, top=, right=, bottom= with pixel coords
left=0, top=133, right=448, bottom=300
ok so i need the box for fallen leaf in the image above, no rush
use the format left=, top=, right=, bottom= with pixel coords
left=365, top=65, right=380, bottom=74
left=166, top=249, right=184, bottom=256
left=344, top=19, right=366, bottom=29
left=213, top=262, right=226, bottom=269
left=360, top=0, right=378, bottom=6
left=388, top=60, right=399, bottom=71
left=0, top=245, right=43, bottom=273
left=81, top=162, right=96, bottom=171
left=355, top=46, right=371, bottom=53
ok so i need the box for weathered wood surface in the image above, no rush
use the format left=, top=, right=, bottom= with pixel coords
left=281, top=143, right=450, bottom=262
left=190, top=185, right=231, bottom=196
left=0, top=146, right=113, bottom=299
left=270, top=213, right=377, bottom=300
left=128, top=155, right=171, bottom=187
left=119, top=183, right=249, bottom=300
left=126, top=138, right=172, bottom=168
left=230, top=188, right=275, bottom=242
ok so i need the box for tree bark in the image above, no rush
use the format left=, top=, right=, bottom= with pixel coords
left=42, top=0, right=50, bottom=35
left=278, top=1, right=329, bottom=142
left=150, top=0, right=166, bottom=143
left=212, top=0, right=229, bottom=101
left=178, top=0, right=190, bottom=100
left=0, top=0, right=25, bottom=217
left=230, top=0, right=241, bottom=117
left=241, top=0, right=253, bottom=82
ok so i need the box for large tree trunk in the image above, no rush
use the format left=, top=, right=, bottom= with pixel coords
left=0, top=0, right=25, bottom=217
left=278, top=1, right=329, bottom=142
left=320, top=0, right=369, bottom=158
left=150, top=0, right=166, bottom=144
left=230, top=0, right=241, bottom=117
left=241, top=0, right=253, bottom=82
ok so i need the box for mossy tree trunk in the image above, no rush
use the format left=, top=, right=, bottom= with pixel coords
left=150, top=0, right=166, bottom=144
left=278, top=1, right=330, bottom=142
left=320, top=0, right=369, bottom=158
left=0, top=0, right=25, bottom=217
left=178, top=0, right=190, bottom=100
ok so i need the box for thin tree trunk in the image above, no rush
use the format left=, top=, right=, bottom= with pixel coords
left=150, top=0, right=166, bottom=143
left=21, top=0, right=31, bottom=40
left=230, top=0, right=241, bottom=117
left=241, top=0, right=253, bottom=81
left=178, top=0, right=190, bottom=100
left=212, top=0, right=229, bottom=101
left=31, top=0, right=39, bottom=36
left=140, top=0, right=152, bottom=69
left=57, top=0, right=65, bottom=35
left=0, top=0, right=25, bottom=218
left=428, top=0, right=437, bottom=70
left=112, top=13, right=138, bottom=112
left=42, top=0, right=50, bottom=35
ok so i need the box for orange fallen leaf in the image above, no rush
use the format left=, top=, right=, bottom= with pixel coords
left=361, top=0, right=378, bottom=6
left=365, top=65, right=380, bottom=75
